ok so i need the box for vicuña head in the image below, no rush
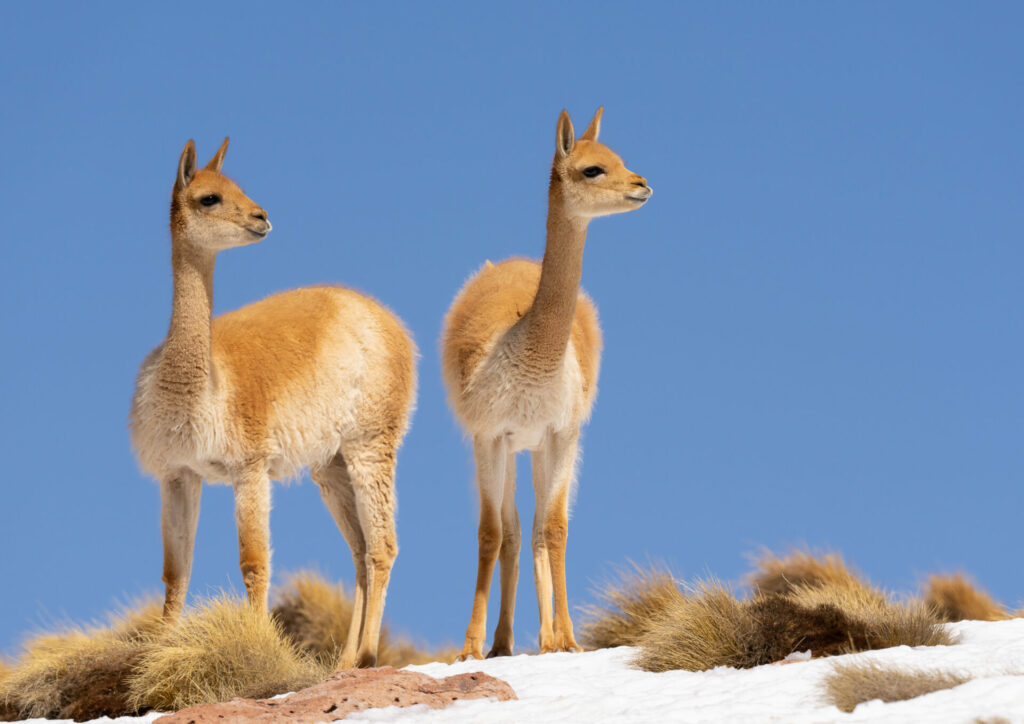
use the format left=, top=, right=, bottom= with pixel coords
left=171, top=137, right=271, bottom=251
left=551, top=107, right=652, bottom=219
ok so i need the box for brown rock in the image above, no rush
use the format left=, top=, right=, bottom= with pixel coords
left=154, top=667, right=516, bottom=723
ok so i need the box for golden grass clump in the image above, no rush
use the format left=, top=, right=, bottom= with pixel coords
left=633, top=580, right=756, bottom=672
left=272, top=571, right=455, bottom=667
left=924, top=574, right=1011, bottom=623
left=585, top=553, right=956, bottom=673
left=788, top=582, right=954, bottom=649
left=128, top=596, right=323, bottom=712
left=271, top=571, right=355, bottom=667
left=825, top=661, right=970, bottom=712
left=749, top=548, right=868, bottom=596
left=0, top=598, right=161, bottom=721
left=579, top=564, right=684, bottom=649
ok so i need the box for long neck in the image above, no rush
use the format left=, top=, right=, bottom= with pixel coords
left=157, top=232, right=215, bottom=401
left=517, top=179, right=589, bottom=368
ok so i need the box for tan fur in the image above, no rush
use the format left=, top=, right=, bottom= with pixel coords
left=129, top=139, right=417, bottom=669
left=440, top=108, right=651, bottom=659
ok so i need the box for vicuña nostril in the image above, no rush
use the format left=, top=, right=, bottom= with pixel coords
left=632, top=179, right=647, bottom=187
left=252, top=210, right=267, bottom=221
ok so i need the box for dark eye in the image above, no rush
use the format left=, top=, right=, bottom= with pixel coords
left=200, top=194, right=221, bottom=206
left=582, top=166, right=604, bottom=178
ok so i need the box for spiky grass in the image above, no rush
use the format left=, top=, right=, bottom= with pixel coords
left=826, top=661, right=970, bottom=712
left=790, top=582, right=954, bottom=649
left=579, top=564, right=684, bottom=649
left=924, top=574, right=1010, bottom=623
left=272, top=570, right=455, bottom=667
left=128, top=596, right=323, bottom=712
left=613, top=553, right=955, bottom=672
left=0, top=657, right=16, bottom=721
left=0, top=598, right=161, bottom=720
left=748, top=548, right=867, bottom=596
left=633, top=580, right=756, bottom=672
left=272, top=571, right=355, bottom=667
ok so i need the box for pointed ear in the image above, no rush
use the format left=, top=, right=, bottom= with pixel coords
left=556, top=109, right=575, bottom=159
left=580, top=106, right=603, bottom=142
left=175, top=139, right=197, bottom=192
left=205, top=137, right=229, bottom=172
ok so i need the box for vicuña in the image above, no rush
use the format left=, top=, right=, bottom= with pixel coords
left=441, top=108, right=652, bottom=658
left=130, top=138, right=416, bottom=668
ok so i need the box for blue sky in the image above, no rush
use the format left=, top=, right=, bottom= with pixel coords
left=1, top=2, right=1021, bottom=654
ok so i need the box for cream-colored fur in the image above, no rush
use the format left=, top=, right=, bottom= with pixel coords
left=441, top=108, right=652, bottom=659
left=130, top=138, right=417, bottom=669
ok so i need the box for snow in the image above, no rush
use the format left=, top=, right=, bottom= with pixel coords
left=18, top=619, right=1024, bottom=723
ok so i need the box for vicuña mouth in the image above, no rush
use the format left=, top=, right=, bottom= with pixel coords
left=626, top=194, right=649, bottom=203
left=247, top=227, right=269, bottom=237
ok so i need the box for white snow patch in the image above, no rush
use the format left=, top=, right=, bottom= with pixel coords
left=15, top=619, right=1024, bottom=723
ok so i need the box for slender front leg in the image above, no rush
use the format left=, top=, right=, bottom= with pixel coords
left=233, top=465, right=272, bottom=613
left=530, top=447, right=555, bottom=651
left=160, top=470, right=202, bottom=621
left=345, top=440, right=400, bottom=668
left=459, top=435, right=508, bottom=661
left=537, top=428, right=582, bottom=654
left=312, top=454, right=368, bottom=669
left=489, top=449, right=519, bottom=657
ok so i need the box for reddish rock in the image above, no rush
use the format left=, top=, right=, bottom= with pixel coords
left=154, top=667, right=516, bottom=723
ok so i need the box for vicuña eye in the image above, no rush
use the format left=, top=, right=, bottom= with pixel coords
left=582, top=166, right=604, bottom=178
left=200, top=194, right=221, bottom=206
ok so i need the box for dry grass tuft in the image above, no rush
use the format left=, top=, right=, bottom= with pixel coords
left=826, top=661, right=970, bottom=712
left=789, top=582, right=954, bottom=649
left=128, top=596, right=323, bottom=712
left=0, top=598, right=161, bottom=721
left=633, top=580, right=755, bottom=672
left=610, top=553, right=955, bottom=673
left=579, top=564, right=684, bottom=649
left=1, top=573, right=451, bottom=721
left=272, top=571, right=354, bottom=667
left=924, top=574, right=1010, bottom=623
left=749, top=548, right=867, bottom=596
left=271, top=571, right=455, bottom=667
left=0, top=660, right=14, bottom=721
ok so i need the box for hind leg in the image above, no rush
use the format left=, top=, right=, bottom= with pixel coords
left=344, top=439, right=400, bottom=668
left=312, top=453, right=368, bottom=669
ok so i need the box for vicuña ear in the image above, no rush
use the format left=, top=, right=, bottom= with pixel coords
left=176, top=139, right=197, bottom=191
left=580, top=106, right=603, bottom=142
left=556, top=110, right=575, bottom=158
left=205, top=137, right=229, bottom=172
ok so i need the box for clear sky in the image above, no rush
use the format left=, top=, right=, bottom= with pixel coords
left=1, top=2, right=1021, bottom=654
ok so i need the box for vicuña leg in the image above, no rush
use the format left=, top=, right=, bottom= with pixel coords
left=233, top=465, right=272, bottom=612
left=345, top=440, right=399, bottom=668
left=312, top=453, right=368, bottom=670
left=489, top=449, right=519, bottom=657
left=535, top=428, right=582, bottom=654
left=160, top=470, right=202, bottom=621
left=458, top=435, right=508, bottom=661
left=530, top=447, right=554, bottom=651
